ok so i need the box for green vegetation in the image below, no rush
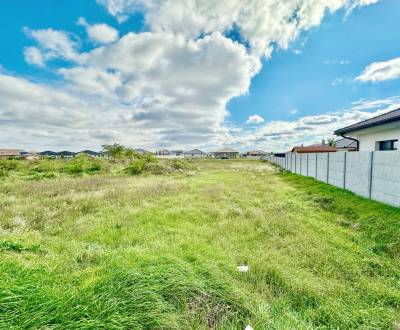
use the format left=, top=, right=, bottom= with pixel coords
left=0, top=160, right=399, bottom=329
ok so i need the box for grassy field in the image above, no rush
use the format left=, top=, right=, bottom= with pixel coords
left=0, top=159, right=399, bottom=329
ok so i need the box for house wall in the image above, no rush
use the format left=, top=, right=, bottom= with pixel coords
left=184, top=154, right=204, bottom=158
left=351, top=122, right=400, bottom=151
left=264, top=150, right=400, bottom=208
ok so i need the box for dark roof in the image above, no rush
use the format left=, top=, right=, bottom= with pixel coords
left=334, top=138, right=357, bottom=149
left=59, top=151, right=76, bottom=156
left=39, top=151, right=60, bottom=156
left=334, top=108, right=400, bottom=135
left=292, top=146, right=337, bottom=153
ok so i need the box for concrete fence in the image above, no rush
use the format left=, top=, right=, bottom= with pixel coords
left=263, top=151, right=400, bottom=207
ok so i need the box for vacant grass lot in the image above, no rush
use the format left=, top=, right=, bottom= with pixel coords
left=1, top=160, right=399, bottom=329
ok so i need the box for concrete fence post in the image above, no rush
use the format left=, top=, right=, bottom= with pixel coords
left=295, top=153, right=297, bottom=173
left=343, top=152, right=347, bottom=189
left=307, top=153, right=309, bottom=176
left=316, top=153, right=318, bottom=179
left=368, top=151, right=374, bottom=199
left=326, top=153, right=330, bottom=183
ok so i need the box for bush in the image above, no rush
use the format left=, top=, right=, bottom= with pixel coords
left=144, top=161, right=173, bottom=175
left=63, top=154, right=103, bottom=175
left=169, top=159, right=193, bottom=171
left=29, top=159, right=58, bottom=173
left=125, top=159, right=145, bottom=175
left=0, top=159, right=20, bottom=171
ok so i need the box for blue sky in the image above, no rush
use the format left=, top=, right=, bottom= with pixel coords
left=1, top=0, right=400, bottom=151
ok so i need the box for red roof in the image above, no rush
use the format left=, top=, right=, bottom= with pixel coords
left=291, top=146, right=337, bottom=153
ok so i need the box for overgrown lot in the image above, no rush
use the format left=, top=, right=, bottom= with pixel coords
left=0, top=160, right=399, bottom=329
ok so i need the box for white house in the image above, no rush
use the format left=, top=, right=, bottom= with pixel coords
left=183, top=149, right=206, bottom=158
left=334, top=108, right=400, bottom=151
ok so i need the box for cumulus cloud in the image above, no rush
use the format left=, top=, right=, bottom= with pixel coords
left=8, top=0, right=381, bottom=150
left=98, top=0, right=379, bottom=57
left=23, top=27, right=81, bottom=65
left=77, top=17, right=119, bottom=44
left=228, top=98, right=400, bottom=151
left=356, top=57, right=400, bottom=83
left=23, top=47, right=45, bottom=67
left=246, top=114, right=264, bottom=124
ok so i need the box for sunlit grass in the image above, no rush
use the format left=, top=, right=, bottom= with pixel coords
left=0, top=160, right=399, bottom=329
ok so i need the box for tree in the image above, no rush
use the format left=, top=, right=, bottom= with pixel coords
left=102, top=143, right=125, bottom=159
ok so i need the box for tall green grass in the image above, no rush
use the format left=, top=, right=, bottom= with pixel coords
left=0, top=160, right=399, bottom=329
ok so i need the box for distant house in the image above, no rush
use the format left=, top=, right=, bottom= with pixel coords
left=291, top=146, right=337, bottom=153
left=214, top=148, right=239, bottom=159
left=183, top=149, right=206, bottom=158
left=242, top=150, right=267, bottom=159
left=0, top=149, right=21, bottom=159
left=334, top=108, right=400, bottom=151
left=59, top=151, right=76, bottom=158
left=39, top=151, right=61, bottom=158
left=334, top=138, right=357, bottom=152
left=171, top=150, right=183, bottom=156
left=20, top=151, right=40, bottom=160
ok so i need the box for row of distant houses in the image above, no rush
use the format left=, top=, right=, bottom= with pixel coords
left=154, top=148, right=268, bottom=159
left=0, top=148, right=268, bottom=160
left=285, top=108, right=400, bottom=155
left=0, top=149, right=108, bottom=160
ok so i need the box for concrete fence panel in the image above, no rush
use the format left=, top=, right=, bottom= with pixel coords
left=328, top=152, right=346, bottom=189
left=371, top=151, right=400, bottom=207
left=301, top=154, right=308, bottom=176
left=264, top=151, right=400, bottom=208
left=316, top=153, right=328, bottom=183
left=307, top=154, right=317, bottom=178
left=345, top=152, right=371, bottom=199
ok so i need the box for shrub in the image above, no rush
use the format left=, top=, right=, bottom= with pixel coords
left=0, top=159, right=20, bottom=171
left=29, top=159, right=58, bottom=173
left=143, top=161, right=173, bottom=175
left=169, top=159, right=193, bottom=171
left=125, top=159, right=145, bottom=175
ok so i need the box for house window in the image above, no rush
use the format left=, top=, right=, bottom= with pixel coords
left=377, top=139, right=398, bottom=151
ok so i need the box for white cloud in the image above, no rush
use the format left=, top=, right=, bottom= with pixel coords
left=23, top=47, right=45, bottom=67
left=8, top=0, right=382, bottom=150
left=24, top=27, right=81, bottom=65
left=246, top=114, right=264, bottom=124
left=227, top=97, right=400, bottom=151
left=77, top=17, right=119, bottom=44
left=356, top=57, right=400, bottom=83
left=289, top=108, right=298, bottom=115
left=98, top=0, right=379, bottom=57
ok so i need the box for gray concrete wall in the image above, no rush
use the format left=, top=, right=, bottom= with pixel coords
left=308, top=153, right=317, bottom=178
left=301, top=154, right=308, bottom=176
left=345, top=152, right=371, bottom=199
left=316, top=153, right=328, bottom=183
left=328, top=152, right=345, bottom=189
left=264, top=151, right=400, bottom=208
left=371, top=151, right=400, bottom=206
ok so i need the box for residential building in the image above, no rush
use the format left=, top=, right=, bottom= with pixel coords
left=183, top=149, right=206, bottom=158
left=39, top=151, right=61, bottom=158
left=334, top=108, right=400, bottom=151
left=214, top=148, right=239, bottom=159
left=0, top=149, right=21, bottom=159
left=291, top=146, right=337, bottom=153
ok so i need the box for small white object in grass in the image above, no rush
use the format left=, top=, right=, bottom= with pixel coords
left=245, top=325, right=253, bottom=330
left=237, top=265, right=249, bottom=272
